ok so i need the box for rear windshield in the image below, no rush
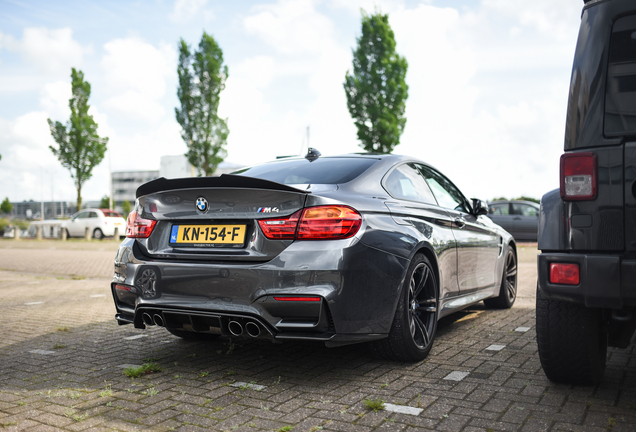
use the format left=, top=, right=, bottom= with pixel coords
left=103, top=210, right=122, bottom=218
left=605, top=14, right=636, bottom=137
left=231, top=157, right=379, bottom=185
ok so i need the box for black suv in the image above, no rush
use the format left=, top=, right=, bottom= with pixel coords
left=537, top=0, right=636, bottom=385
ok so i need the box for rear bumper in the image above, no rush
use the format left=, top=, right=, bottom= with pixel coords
left=537, top=252, right=636, bottom=309
left=112, top=237, right=408, bottom=343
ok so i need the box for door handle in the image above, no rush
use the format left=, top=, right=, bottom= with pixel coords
left=454, top=217, right=466, bottom=229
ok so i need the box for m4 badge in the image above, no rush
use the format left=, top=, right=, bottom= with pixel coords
left=258, top=207, right=279, bottom=213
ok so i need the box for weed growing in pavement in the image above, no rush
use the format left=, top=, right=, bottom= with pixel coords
left=309, top=427, right=323, bottom=432
left=608, top=417, right=616, bottom=429
left=199, top=371, right=210, bottom=377
left=1, top=422, right=18, bottom=427
left=225, top=370, right=235, bottom=376
left=142, top=388, right=159, bottom=396
left=71, top=275, right=86, bottom=280
left=363, top=398, right=385, bottom=412
left=379, top=383, right=388, bottom=389
left=16, top=401, right=25, bottom=406
left=142, top=357, right=158, bottom=362
left=123, top=363, right=162, bottom=378
left=56, top=326, right=69, bottom=332
left=53, top=343, right=66, bottom=349
left=187, top=353, right=196, bottom=358
left=224, top=339, right=235, bottom=354
left=99, top=385, right=113, bottom=398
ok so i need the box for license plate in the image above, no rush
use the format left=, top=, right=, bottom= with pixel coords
left=170, top=224, right=246, bottom=245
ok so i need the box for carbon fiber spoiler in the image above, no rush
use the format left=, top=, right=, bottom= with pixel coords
left=136, top=174, right=311, bottom=198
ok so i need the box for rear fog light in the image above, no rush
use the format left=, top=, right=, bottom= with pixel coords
left=549, top=263, right=580, bottom=285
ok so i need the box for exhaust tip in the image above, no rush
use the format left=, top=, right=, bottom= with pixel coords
left=245, top=321, right=261, bottom=338
left=228, top=320, right=243, bottom=336
left=142, top=313, right=154, bottom=326
left=153, top=314, right=164, bottom=327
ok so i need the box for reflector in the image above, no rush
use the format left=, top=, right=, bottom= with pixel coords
left=549, top=263, right=580, bottom=285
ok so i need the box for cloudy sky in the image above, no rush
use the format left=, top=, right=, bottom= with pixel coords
left=0, top=0, right=583, bottom=205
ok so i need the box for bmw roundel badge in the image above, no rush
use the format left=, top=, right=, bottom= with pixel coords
left=196, top=197, right=208, bottom=213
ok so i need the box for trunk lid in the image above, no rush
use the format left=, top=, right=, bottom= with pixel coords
left=134, top=175, right=310, bottom=262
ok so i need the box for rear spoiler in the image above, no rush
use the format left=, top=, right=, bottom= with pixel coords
left=136, top=174, right=311, bottom=198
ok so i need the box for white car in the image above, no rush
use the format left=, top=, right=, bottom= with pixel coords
left=63, top=208, right=126, bottom=239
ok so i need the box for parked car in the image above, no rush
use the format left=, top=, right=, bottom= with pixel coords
left=111, top=152, right=517, bottom=362
left=536, top=0, right=636, bottom=385
left=62, top=208, right=126, bottom=240
left=487, top=200, right=539, bottom=242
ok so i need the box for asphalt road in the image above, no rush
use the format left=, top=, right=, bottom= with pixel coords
left=0, top=239, right=634, bottom=431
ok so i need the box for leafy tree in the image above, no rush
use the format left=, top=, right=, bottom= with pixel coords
left=122, top=200, right=131, bottom=216
left=344, top=10, right=408, bottom=154
left=47, top=68, right=108, bottom=211
left=100, top=195, right=110, bottom=209
left=1, top=197, right=12, bottom=215
left=176, top=32, right=229, bottom=176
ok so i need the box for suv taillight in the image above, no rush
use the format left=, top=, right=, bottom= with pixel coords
left=126, top=211, right=157, bottom=238
left=560, top=152, right=597, bottom=201
left=258, top=206, right=362, bottom=240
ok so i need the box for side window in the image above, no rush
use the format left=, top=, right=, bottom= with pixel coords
left=418, top=165, right=469, bottom=213
left=605, top=14, right=636, bottom=136
left=75, top=212, right=89, bottom=219
left=383, top=163, right=437, bottom=205
left=512, top=203, right=539, bottom=217
left=489, top=203, right=509, bottom=215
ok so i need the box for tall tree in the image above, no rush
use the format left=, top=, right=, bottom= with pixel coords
left=176, top=32, right=229, bottom=176
left=344, top=11, right=408, bottom=153
left=47, top=68, right=108, bottom=210
left=1, top=198, right=12, bottom=215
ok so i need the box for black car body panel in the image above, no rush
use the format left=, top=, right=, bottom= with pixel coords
left=488, top=200, right=540, bottom=242
left=536, top=0, right=636, bottom=377
left=112, top=154, right=514, bottom=350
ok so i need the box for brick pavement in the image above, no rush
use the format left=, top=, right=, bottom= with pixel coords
left=0, top=239, right=634, bottom=431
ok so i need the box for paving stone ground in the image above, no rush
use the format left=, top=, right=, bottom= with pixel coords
left=0, top=239, right=634, bottom=431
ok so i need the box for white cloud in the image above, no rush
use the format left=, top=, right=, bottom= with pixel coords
left=244, top=0, right=337, bottom=55
left=39, top=81, right=71, bottom=120
left=170, top=0, right=214, bottom=23
left=100, top=37, right=176, bottom=122
left=5, top=27, right=89, bottom=73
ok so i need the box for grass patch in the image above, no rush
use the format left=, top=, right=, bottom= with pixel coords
left=142, top=387, right=159, bottom=396
left=277, top=426, right=293, bottom=432
left=56, top=326, right=70, bottom=332
left=53, top=343, right=66, bottom=349
left=363, top=398, right=385, bottom=412
left=123, top=363, right=162, bottom=378
left=99, top=385, right=113, bottom=398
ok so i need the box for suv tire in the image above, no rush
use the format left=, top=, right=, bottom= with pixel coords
left=536, top=285, right=607, bottom=385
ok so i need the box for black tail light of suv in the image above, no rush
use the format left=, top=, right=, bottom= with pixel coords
left=560, top=152, right=597, bottom=201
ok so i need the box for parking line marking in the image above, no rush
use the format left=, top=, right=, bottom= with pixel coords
left=29, top=350, right=55, bottom=355
left=486, top=344, right=506, bottom=351
left=90, top=294, right=106, bottom=298
left=24, top=302, right=44, bottom=305
left=384, top=403, right=423, bottom=415
left=515, top=326, right=531, bottom=332
left=123, top=335, right=147, bottom=340
left=444, top=371, right=469, bottom=381
left=230, top=382, right=266, bottom=391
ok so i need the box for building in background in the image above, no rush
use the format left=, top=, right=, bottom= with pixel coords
left=10, top=201, right=75, bottom=220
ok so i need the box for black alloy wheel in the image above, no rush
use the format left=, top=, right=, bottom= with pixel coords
left=369, top=253, right=438, bottom=362
left=484, top=245, right=517, bottom=309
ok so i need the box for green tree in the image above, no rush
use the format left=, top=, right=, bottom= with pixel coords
left=47, top=68, right=108, bottom=211
left=122, top=200, right=131, bottom=216
left=344, top=10, right=408, bottom=153
left=1, top=197, right=12, bottom=215
left=100, top=195, right=110, bottom=209
left=176, top=32, right=229, bottom=176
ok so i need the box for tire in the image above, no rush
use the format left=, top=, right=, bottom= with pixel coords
left=369, top=253, right=438, bottom=362
left=536, top=285, right=607, bottom=385
left=93, top=228, right=104, bottom=240
left=166, top=328, right=221, bottom=341
left=484, top=245, right=517, bottom=309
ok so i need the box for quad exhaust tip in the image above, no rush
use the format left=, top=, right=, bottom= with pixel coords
left=228, top=320, right=243, bottom=336
left=245, top=321, right=261, bottom=338
left=153, top=314, right=164, bottom=327
left=142, top=313, right=153, bottom=326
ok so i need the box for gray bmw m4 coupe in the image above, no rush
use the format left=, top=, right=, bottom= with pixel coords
left=112, top=151, right=517, bottom=362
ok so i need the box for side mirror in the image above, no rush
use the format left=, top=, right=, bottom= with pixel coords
left=471, top=198, right=489, bottom=216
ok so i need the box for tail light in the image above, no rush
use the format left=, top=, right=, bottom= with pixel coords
left=549, top=263, right=580, bottom=285
left=258, top=205, right=362, bottom=240
left=560, top=152, right=597, bottom=201
left=126, top=211, right=157, bottom=238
